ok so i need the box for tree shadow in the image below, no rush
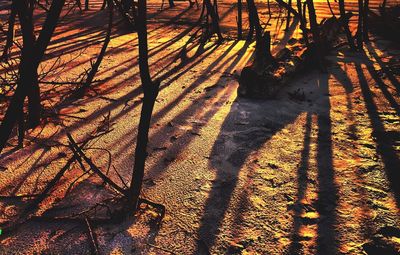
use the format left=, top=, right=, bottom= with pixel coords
left=354, top=59, right=400, bottom=207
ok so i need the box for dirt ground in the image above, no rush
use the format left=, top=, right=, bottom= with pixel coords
left=0, top=0, right=399, bottom=254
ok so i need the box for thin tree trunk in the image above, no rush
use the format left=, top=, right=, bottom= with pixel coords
left=85, top=0, right=89, bottom=10
left=326, top=0, right=335, bottom=18
left=306, top=0, right=324, bottom=68
left=246, top=0, right=262, bottom=41
left=286, top=0, right=292, bottom=30
left=75, top=0, right=113, bottom=96
left=128, top=0, right=160, bottom=211
left=76, top=0, right=82, bottom=11
left=338, top=0, right=356, bottom=49
left=382, top=0, right=387, bottom=8
left=214, top=0, right=219, bottom=20
left=237, top=0, right=242, bottom=39
left=296, top=0, right=308, bottom=44
left=363, top=0, right=369, bottom=41
left=356, top=0, right=364, bottom=49
left=306, top=0, right=318, bottom=43
left=203, top=0, right=223, bottom=41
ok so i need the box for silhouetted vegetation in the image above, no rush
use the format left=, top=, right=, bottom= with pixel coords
left=0, top=0, right=399, bottom=253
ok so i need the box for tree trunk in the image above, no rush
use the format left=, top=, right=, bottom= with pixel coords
left=239, top=14, right=343, bottom=99
left=363, top=0, right=369, bottom=41
left=338, top=0, right=356, bottom=49
left=356, top=0, right=364, bottom=49
left=286, top=0, right=292, bottom=30
left=203, top=0, right=223, bottom=41
left=0, top=0, right=65, bottom=153
left=237, top=0, right=242, bottom=39
left=296, top=0, right=308, bottom=44
left=75, top=0, right=113, bottom=97
left=127, top=0, right=160, bottom=211
left=246, top=0, right=262, bottom=42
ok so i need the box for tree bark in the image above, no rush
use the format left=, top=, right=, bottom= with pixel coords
left=127, top=0, right=160, bottom=211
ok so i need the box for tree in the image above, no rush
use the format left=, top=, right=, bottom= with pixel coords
left=127, top=0, right=161, bottom=210
left=0, top=0, right=65, bottom=154
left=338, top=0, right=356, bottom=49
left=199, top=0, right=223, bottom=41
left=237, top=0, right=242, bottom=39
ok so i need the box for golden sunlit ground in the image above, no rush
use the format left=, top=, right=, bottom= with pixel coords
left=0, top=0, right=399, bottom=254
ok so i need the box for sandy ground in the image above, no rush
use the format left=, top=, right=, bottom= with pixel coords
left=0, top=0, right=399, bottom=254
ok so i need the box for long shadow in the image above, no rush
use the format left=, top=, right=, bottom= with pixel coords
left=315, top=73, right=338, bottom=255
left=365, top=43, right=400, bottom=95
left=355, top=61, right=400, bottom=207
left=287, top=112, right=312, bottom=254
left=108, top=41, right=249, bottom=177
left=362, top=50, right=400, bottom=116
left=192, top=95, right=307, bottom=253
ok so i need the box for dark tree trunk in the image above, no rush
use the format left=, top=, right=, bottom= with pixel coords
left=338, top=0, right=356, bottom=49
left=239, top=14, right=344, bottom=99
left=202, top=0, right=223, bottom=41
left=214, top=0, right=219, bottom=20
left=326, top=0, right=335, bottom=17
left=237, top=0, right=242, bottom=39
left=15, top=0, right=40, bottom=129
left=286, top=0, right=292, bottom=30
left=306, top=0, right=318, bottom=42
left=76, top=0, right=82, bottom=10
left=127, top=0, right=160, bottom=211
left=296, top=0, right=308, bottom=44
left=363, top=0, right=369, bottom=41
left=0, top=0, right=65, bottom=154
left=246, top=0, right=262, bottom=42
left=75, top=0, right=113, bottom=96
left=356, top=0, right=364, bottom=49
left=101, top=0, right=108, bottom=10
left=168, top=0, right=175, bottom=7
left=85, top=0, right=89, bottom=10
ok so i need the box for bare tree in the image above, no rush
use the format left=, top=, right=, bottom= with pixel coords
left=127, top=0, right=161, bottom=210
left=0, top=0, right=65, bottom=153
left=201, top=0, right=223, bottom=41
left=74, top=0, right=114, bottom=97
left=338, top=0, right=356, bottom=49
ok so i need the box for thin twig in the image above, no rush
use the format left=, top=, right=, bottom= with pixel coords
left=85, top=217, right=100, bottom=255
left=67, top=133, right=126, bottom=195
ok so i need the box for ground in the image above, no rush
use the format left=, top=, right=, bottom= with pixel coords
left=0, top=0, right=399, bottom=254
